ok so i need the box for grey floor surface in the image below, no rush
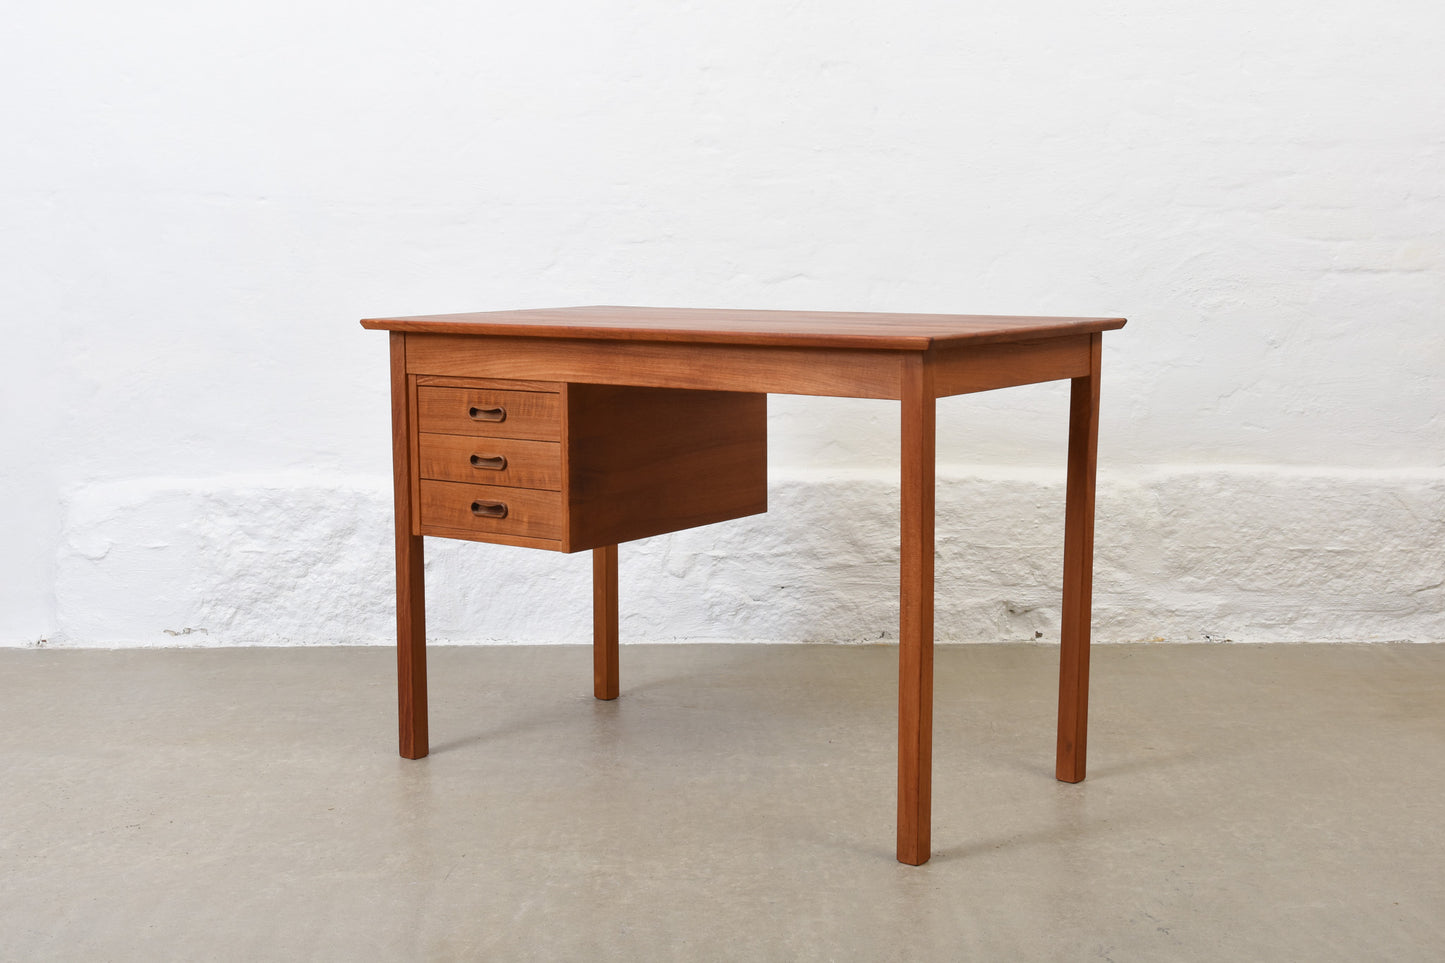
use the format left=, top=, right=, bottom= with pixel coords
left=1, top=643, right=1442, bottom=961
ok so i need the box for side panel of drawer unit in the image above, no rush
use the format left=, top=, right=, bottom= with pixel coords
left=564, top=385, right=767, bottom=552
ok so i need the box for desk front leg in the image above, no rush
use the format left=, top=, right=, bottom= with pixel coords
left=897, top=356, right=936, bottom=866
left=396, top=530, right=428, bottom=758
left=390, top=333, right=428, bottom=759
left=1056, top=333, right=1101, bottom=783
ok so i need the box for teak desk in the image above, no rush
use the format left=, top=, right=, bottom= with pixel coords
left=361, top=306, right=1126, bottom=865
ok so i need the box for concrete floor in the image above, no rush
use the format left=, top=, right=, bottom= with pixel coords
left=1, top=643, right=1442, bottom=961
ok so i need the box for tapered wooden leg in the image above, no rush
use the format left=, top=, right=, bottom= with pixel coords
left=593, top=544, right=619, bottom=700
left=1056, top=333, right=1102, bottom=783
left=898, top=355, right=936, bottom=866
left=390, top=333, right=428, bottom=759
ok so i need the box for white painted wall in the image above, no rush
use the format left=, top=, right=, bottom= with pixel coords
left=4, top=0, right=1442, bottom=646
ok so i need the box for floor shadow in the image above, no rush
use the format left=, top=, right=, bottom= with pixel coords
left=425, top=705, right=579, bottom=755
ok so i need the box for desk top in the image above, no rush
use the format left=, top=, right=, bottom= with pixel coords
left=361, top=305, right=1125, bottom=351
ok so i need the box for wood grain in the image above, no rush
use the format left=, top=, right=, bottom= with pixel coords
left=390, top=334, right=428, bottom=760
left=406, top=335, right=903, bottom=399
left=417, top=434, right=562, bottom=490
left=1056, top=333, right=1102, bottom=784
left=418, top=480, right=563, bottom=541
left=563, top=385, right=767, bottom=552
left=593, top=545, right=619, bottom=701
left=407, top=525, right=563, bottom=552
left=416, top=386, right=562, bottom=440
left=364, top=305, right=1126, bottom=350
left=932, top=335, right=1092, bottom=397
left=412, top=381, right=766, bottom=552
left=897, top=353, right=935, bottom=866
left=407, top=362, right=422, bottom=533
left=414, top=375, right=560, bottom=392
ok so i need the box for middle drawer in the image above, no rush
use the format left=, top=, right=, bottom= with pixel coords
left=418, top=434, right=562, bottom=490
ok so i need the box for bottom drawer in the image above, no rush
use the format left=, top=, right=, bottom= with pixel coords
left=418, top=480, right=563, bottom=542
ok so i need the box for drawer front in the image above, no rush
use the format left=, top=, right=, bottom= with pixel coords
left=418, top=480, right=563, bottom=541
left=418, top=434, right=562, bottom=490
left=417, top=386, right=561, bottom=440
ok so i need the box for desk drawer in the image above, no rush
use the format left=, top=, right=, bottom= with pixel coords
left=418, top=480, right=562, bottom=541
left=418, top=434, right=562, bottom=490
left=416, top=386, right=561, bottom=441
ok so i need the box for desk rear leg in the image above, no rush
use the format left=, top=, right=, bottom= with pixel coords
left=593, top=544, right=620, bottom=700
left=1056, top=333, right=1101, bottom=783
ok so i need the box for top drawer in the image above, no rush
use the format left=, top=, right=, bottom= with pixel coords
left=416, top=386, right=561, bottom=440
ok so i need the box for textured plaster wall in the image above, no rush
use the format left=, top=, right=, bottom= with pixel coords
left=51, top=467, right=1444, bottom=647
left=4, top=1, right=1443, bottom=646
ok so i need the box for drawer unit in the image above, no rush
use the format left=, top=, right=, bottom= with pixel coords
left=407, top=377, right=766, bottom=552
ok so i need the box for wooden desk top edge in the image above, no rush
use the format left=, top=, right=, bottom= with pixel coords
left=361, top=305, right=1126, bottom=350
